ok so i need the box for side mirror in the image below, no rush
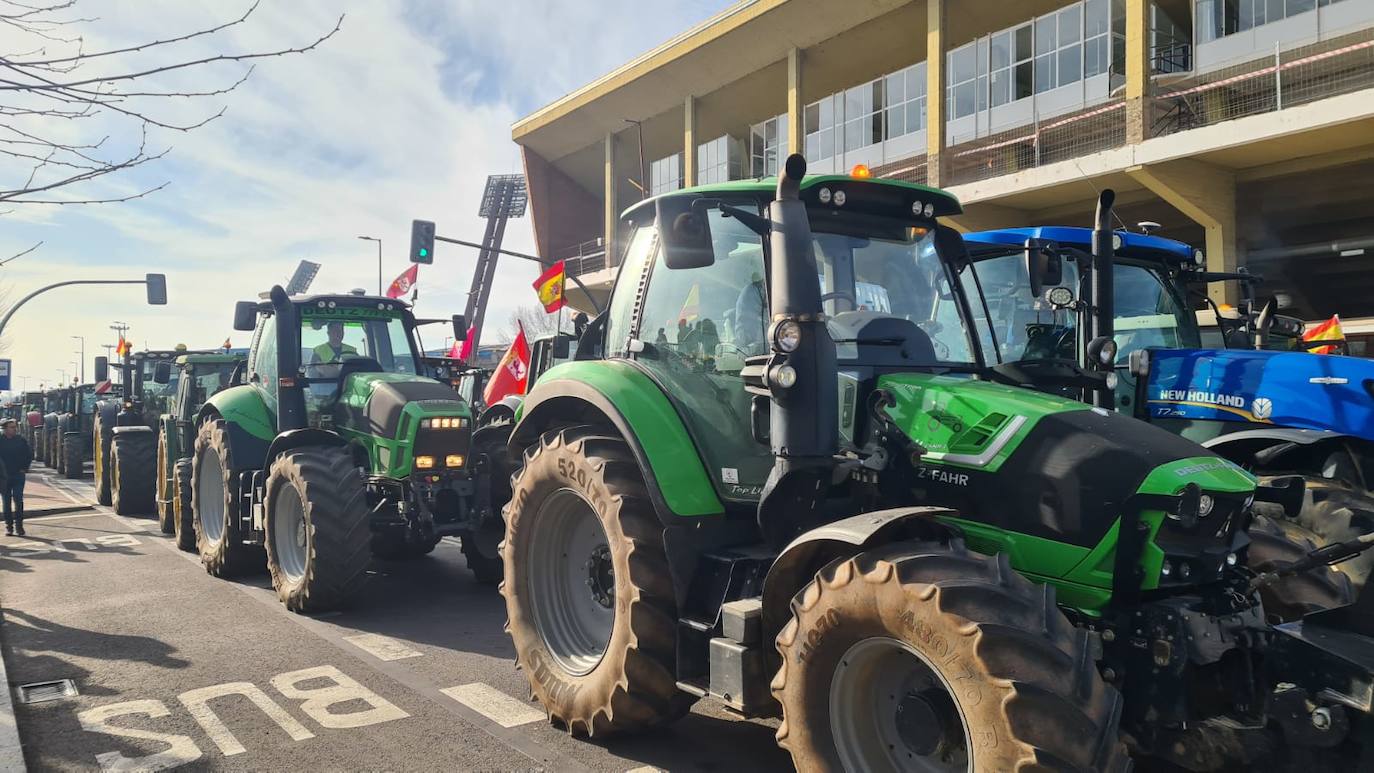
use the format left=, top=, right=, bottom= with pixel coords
left=146, top=273, right=168, bottom=305
left=551, top=335, right=571, bottom=359
left=658, top=197, right=716, bottom=270
left=1025, top=239, right=1063, bottom=299
left=152, top=361, right=172, bottom=384
left=233, top=301, right=258, bottom=331
left=94, top=356, right=109, bottom=383
left=452, top=314, right=467, bottom=342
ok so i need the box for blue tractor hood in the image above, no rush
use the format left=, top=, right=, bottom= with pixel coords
left=1146, top=347, right=1374, bottom=441
left=964, top=226, right=1199, bottom=264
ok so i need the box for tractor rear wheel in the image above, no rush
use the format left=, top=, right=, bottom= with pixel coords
left=172, top=459, right=196, bottom=552
left=111, top=431, right=156, bottom=515
left=773, top=541, right=1131, bottom=773
left=1248, top=513, right=1355, bottom=622
left=264, top=446, right=372, bottom=613
left=193, top=418, right=263, bottom=577
left=155, top=431, right=173, bottom=532
left=62, top=433, right=83, bottom=480
left=93, top=415, right=112, bottom=506
left=369, top=528, right=440, bottom=560
left=461, top=531, right=502, bottom=585
left=53, top=430, right=65, bottom=476
left=502, top=426, right=691, bottom=737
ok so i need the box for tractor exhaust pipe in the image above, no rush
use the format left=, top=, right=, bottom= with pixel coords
left=756, top=154, right=838, bottom=549
left=1090, top=190, right=1116, bottom=409
left=269, top=285, right=308, bottom=433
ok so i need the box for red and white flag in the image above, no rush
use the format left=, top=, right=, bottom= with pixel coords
left=482, top=324, right=530, bottom=405
left=386, top=264, right=419, bottom=299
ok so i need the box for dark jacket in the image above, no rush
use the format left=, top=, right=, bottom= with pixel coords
left=0, top=434, right=32, bottom=479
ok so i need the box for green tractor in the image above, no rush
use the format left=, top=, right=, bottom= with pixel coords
left=53, top=375, right=107, bottom=480
left=37, top=386, right=67, bottom=466
left=190, top=288, right=486, bottom=612
left=150, top=352, right=245, bottom=550
left=498, top=156, right=1374, bottom=770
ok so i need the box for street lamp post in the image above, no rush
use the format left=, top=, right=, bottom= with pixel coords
left=71, top=335, right=85, bottom=382
left=358, top=236, right=382, bottom=295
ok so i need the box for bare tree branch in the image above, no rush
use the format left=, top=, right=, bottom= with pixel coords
left=0, top=240, right=40, bottom=264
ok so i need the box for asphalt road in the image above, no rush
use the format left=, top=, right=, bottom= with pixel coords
left=0, top=462, right=793, bottom=772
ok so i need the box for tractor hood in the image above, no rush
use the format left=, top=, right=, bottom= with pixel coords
left=337, top=372, right=471, bottom=439
left=1145, top=348, right=1374, bottom=442
left=877, top=372, right=1249, bottom=549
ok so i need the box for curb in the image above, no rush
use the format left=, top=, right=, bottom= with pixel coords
left=0, top=612, right=27, bottom=771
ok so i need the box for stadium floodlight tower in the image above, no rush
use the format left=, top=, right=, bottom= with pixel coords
left=463, top=175, right=528, bottom=357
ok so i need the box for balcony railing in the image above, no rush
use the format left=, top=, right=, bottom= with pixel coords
left=873, top=155, right=929, bottom=186
left=552, top=237, right=607, bottom=277
left=944, top=99, right=1127, bottom=187
left=1152, top=27, right=1374, bottom=138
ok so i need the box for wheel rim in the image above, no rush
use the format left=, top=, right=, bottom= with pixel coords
left=830, top=637, right=971, bottom=773
left=527, top=488, right=615, bottom=676
left=198, top=449, right=226, bottom=544
left=271, top=484, right=308, bottom=583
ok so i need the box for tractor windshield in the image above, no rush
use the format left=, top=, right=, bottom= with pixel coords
left=962, top=249, right=1197, bottom=365
left=299, top=311, right=420, bottom=380
left=189, top=363, right=237, bottom=394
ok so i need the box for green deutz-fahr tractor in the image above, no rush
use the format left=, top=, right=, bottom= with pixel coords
left=499, top=156, right=1374, bottom=770
left=150, top=352, right=245, bottom=550
left=191, top=288, right=483, bottom=612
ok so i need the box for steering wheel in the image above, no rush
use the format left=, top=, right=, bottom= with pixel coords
left=320, top=357, right=384, bottom=405
left=821, top=290, right=857, bottom=307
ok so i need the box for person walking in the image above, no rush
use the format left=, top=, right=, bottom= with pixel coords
left=0, top=419, right=33, bottom=536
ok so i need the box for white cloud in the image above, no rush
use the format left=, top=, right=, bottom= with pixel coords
left=0, top=0, right=731, bottom=390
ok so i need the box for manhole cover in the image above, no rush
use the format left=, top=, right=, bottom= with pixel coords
left=16, top=679, right=78, bottom=704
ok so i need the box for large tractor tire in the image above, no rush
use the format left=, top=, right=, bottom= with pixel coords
left=502, top=426, right=692, bottom=737
left=773, top=541, right=1131, bottom=772
left=370, top=528, right=440, bottom=561
left=93, top=415, right=113, bottom=506
left=172, top=459, right=196, bottom=552
left=155, top=431, right=174, bottom=533
left=53, top=430, right=65, bottom=476
left=1248, top=513, right=1356, bottom=622
left=192, top=418, right=263, bottom=577
left=461, top=531, right=502, bottom=585
left=111, top=431, right=157, bottom=516
left=264, top=445, right=372, bottom=613
left=62, top=433, right=83, bottom=480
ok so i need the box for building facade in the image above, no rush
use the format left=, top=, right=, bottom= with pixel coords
left=513, top=0, right=1374, bottom=351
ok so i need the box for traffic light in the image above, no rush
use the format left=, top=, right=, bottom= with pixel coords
left=410, top=219, right=436, bottom=264
left=146, top=273, right=167, bottom=305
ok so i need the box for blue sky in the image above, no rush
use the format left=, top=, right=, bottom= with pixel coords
left=0, top=0, right=732, bottom=391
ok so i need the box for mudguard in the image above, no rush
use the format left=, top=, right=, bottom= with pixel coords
left=510, top=360, right=724, bottom=522
left=265, top=427, right=346, bottom=468
left=198, top=384, right=275, bottom=471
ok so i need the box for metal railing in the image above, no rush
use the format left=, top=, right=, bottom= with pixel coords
left=552, top=237, right=607, bottom=276
left=944, top=99, right=1127, bottom=186
left=1152, top=41, right=1193, bottom=75
left=873, top=155, right=929, bottom=186
left=1152, top=27, right=1374, bottom=138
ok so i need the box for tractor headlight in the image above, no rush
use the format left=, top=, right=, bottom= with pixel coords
left=1104, top=372, right=1119, bottom=391
left=1097, top=339, right=1118, bottom=366
left=414, top=455, right=436, bottom=469
left=772, top=320, right=802, bottom=353
left=771, top=364, right=798, bottom=388
left=445, top=454, right=464, bottom=468
left=1198, top=494, right=1215, bottom=517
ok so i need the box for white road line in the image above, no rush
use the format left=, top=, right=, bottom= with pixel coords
left=439, top=684, right=544, bottom=728
left=21, top=511, right=103, bottom=523
left=625, top=767, right=664, bottom=773
left=343, top=633, right=423, bottom=662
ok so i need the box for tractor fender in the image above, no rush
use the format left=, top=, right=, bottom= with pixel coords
left=759, top=507, right=961, bottom=651
left=1203, top=427, right=1359, bottom=468
left=197, top=384, right=276, bottom=471
left=110, top=425, right=154, bottom=436
left=478, top=395, right=523, bottom=427
left=510, top=364, right=724, bottom=524
left=264, top=428, right=347, bottom=469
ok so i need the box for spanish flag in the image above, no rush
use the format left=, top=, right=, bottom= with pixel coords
left=532, top=260, right=567, bottom=313
left=116, top=336, right=131, bottom=357
left=1303, top=314, right=1345, bottom=354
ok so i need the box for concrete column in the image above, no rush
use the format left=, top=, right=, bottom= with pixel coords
left=684, top=95, right=698, bottom=187
left=945, top=203, right=1031, bottom=234
left=926, top=0, right=947, bottom=187
left=1127, top=160, right=1239, bottom=304
left=1124, top=0, right=1151, bottom=144
left=787, top=47, right=804, bottom=160
left=604, top=132, right=619, bottom=268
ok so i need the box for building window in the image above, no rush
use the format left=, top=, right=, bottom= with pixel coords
left=697, top=135, right=743, bottom=185
left=1084, top=0, right=1111, bottom=77
left=884, top=63, right=927, bottom=139
left=1033, top=6, right=1084, bottom=92
left=843, top=79, right=885, bottom=153
left=1198, top=0, right=1346, bottom=44
left=650, top=153, right=681, bottom=196
left=750, top=114, right=788, bottom=177
left=947, top=41, right=980, bottom=120
left=990, top=23, right=1034, bottom=106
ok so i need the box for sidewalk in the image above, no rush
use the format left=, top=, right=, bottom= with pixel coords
left=20, top=467, right=92, bottom=518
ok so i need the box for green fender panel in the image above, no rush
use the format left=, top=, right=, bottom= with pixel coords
left=513, top=360, right=724, bottom=518
left=200, top=384, right=275, bottom=443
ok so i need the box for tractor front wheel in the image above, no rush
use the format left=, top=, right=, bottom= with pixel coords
left=173, top=459, right=196, bottom=552
left=192, top=419, right=263, bottom=576
left=264, top=446, right=372, bottom=613
left=155, top=431, right=174, bottom=532
left=93, top=416, right=113, bottom=506
left=62, top=433, right=83, bottom=480
left=111, top=431, right=157, bottom=516
left=502, top=426, right=691, bottom=737
left=1248, top=513, right=1355, bottom=622
left=773, top=541, right=1131, bottom=772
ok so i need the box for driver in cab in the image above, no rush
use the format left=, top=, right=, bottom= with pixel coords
left=311, top=321, right=358, bottom=371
